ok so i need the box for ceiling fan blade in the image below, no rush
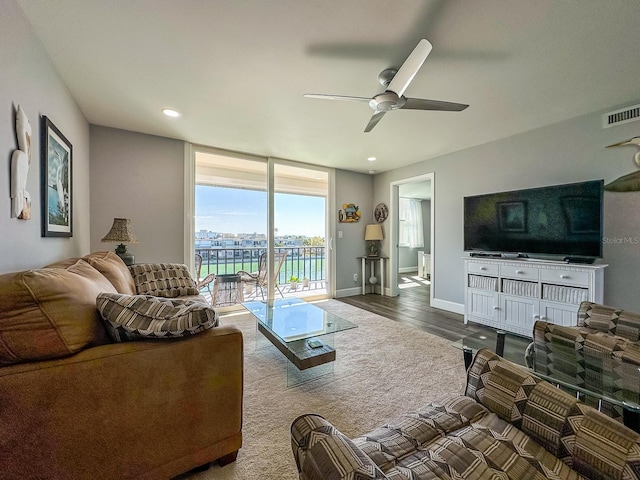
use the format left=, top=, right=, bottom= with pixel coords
left=403, top=98, right=469, bottom=111
left=364, top=111, right=386, bottom=133
left=304, top=94, right=370, bottom=103
left=387, top=39, right=433, bottom=97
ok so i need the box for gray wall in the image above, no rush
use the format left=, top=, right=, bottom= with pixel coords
left=0, top=0, right=90, bottom=272
left=89, top=126, right=185, bottom=263
left=375, top=103, right=640, bottom=312
left=334, top=170, right=373, bottom=292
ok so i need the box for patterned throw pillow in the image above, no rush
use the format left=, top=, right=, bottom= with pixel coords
left=96, top=293, right=218, bottom=342
left=128, top=263, right=199, bottom=297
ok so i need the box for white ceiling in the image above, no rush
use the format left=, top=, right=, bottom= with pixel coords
left=16, top=0, right=640, bottom=174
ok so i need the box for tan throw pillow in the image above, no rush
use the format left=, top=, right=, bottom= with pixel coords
left=83, top=251, right=136, bottom=295
left=96, top=293, right=219, bottom=342
left=0, top=260, right=116, bottom=366
left=128, top=263, right=199, bottom=297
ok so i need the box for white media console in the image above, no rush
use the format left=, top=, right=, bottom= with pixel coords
left=464, top=257, right=607, bottom=337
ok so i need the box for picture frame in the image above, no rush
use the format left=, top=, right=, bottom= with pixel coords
left=497, top=201, right=527, bottom=232
left=41, top=116, right=72, bottom=237
left=374, top=203, right=388, bottom=223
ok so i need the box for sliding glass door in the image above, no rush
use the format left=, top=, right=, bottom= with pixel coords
left=274, top=162, right=329, bottom=299
left=190, top=146, right=332, bottom=306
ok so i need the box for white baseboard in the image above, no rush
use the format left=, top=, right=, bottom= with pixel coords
left=398, top=266, right=418, bottom=273
left=335, top=287, right=362, bottom=298
left=336, top=287, right=465, bottom=317
left=431, top=298, right=465, bottom=315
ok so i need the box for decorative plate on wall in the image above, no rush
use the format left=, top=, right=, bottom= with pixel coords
left=374, top=203, right=388, bottom=223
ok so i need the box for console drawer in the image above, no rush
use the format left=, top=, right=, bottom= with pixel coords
left=540, top=268, right=589, bottom=287
left=467, top=263, right=499, bottom=276
left=500, top=265, right=539, bottom=280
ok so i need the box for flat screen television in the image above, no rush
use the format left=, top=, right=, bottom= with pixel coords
left=463, top=180, right=604, bottom=259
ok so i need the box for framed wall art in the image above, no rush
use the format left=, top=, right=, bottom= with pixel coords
left=41, top=116, right=72, bottom=237
left=374, top=203, right=388, bottom=223
left=338, top=203, right=361, bottom=223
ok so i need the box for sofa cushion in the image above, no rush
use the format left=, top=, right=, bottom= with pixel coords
left=82, top=251, right=136, bottom=294
left=128, top=263, right=199, bottom=297
left=521, top=380, right=582, bottom=460
left=96, top=293, right=219, bottom=342
left=291, top=414, right=387, bottom=480
left=466, top=412, right=584, bottom=480
left=572, top=407, right=640, bottom=480
left=470, top=351, right=541, bottom=428
left=0, top=259, right=115, bottom=366
left=353, top=395, right=488, bottom=472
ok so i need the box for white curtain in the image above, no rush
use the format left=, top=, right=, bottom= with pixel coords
left=399, top=198, right=424, bottom=248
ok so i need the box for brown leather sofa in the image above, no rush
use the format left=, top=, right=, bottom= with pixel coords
left=0, top=252, right=243, bottom=479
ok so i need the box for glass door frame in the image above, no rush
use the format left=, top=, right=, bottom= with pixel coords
left=185, top=144, right=335, bottom=303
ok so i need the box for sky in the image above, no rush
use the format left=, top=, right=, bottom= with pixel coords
left=196, top=185, right=326, bottom=237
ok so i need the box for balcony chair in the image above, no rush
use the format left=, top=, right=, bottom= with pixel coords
left=237, top=251, right=287, bottom=300
left=194, top=253, right=216, bottom=296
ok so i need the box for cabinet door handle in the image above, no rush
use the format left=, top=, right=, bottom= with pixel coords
left=560, top=275, right=569, bottom=279
left=516, top=270, right=524, bottom=274
left=480, top=267, right=487, bottom=271
left=493, top=306, right=499, bottom=310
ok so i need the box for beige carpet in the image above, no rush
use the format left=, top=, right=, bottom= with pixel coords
left=186, top=299, right=467, bottom=480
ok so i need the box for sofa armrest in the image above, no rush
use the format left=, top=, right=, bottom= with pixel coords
left=0, top=326, right=243, bottom=479
left=291, top=414, right=389, bottom=480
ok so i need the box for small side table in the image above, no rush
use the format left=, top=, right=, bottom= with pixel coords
left=212, top=274, right=244, bottom=307
left=357, top=256, right=388, bottom=296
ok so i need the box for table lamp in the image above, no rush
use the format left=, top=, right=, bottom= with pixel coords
left=365, top=224, right=383, bottom=257
left=101, top=218, right=138, bottom=266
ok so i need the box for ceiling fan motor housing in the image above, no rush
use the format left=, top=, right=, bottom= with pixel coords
left=369, top=92, right=406, bottom=112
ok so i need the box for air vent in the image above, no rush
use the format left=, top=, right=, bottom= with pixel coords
left=603, top=104, right=640, bottom=128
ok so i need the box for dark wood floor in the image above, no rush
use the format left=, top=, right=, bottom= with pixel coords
left=337, top=272, right=531, bottom=366
left=337, top=272, right=484, bottom=341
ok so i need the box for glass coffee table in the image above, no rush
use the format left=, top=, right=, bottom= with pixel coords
left=242, top=298, right=357, bottom=385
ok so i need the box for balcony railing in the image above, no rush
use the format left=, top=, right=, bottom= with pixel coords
left=195, top=246, right=326, bottom=284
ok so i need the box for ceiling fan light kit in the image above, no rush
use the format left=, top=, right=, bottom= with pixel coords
left=304, top=39, right=469, bottom=132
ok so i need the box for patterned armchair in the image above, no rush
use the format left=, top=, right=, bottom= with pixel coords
left=532, top=301, right=640, bottom=421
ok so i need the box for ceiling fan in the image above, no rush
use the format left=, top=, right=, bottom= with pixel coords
left=304, top=39, right=469, bottom=133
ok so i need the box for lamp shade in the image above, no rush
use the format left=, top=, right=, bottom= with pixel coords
left=101, top=218, right=138, bottom=244
left=364, top=224, right=384, bottom=241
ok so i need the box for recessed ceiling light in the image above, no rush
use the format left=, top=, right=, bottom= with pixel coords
left=162, top=108, right=181, bottom=118
left=367, top=156, right=377, bottom=162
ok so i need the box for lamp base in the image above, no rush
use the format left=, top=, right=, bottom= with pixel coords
left=115, top=244, right=134, bottom=266
left=117, top=252, right=134, bottom=266
left=367, top=241, right=379, bottom=256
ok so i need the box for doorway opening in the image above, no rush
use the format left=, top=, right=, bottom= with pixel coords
left=389, top=173, right=434, bottom=306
